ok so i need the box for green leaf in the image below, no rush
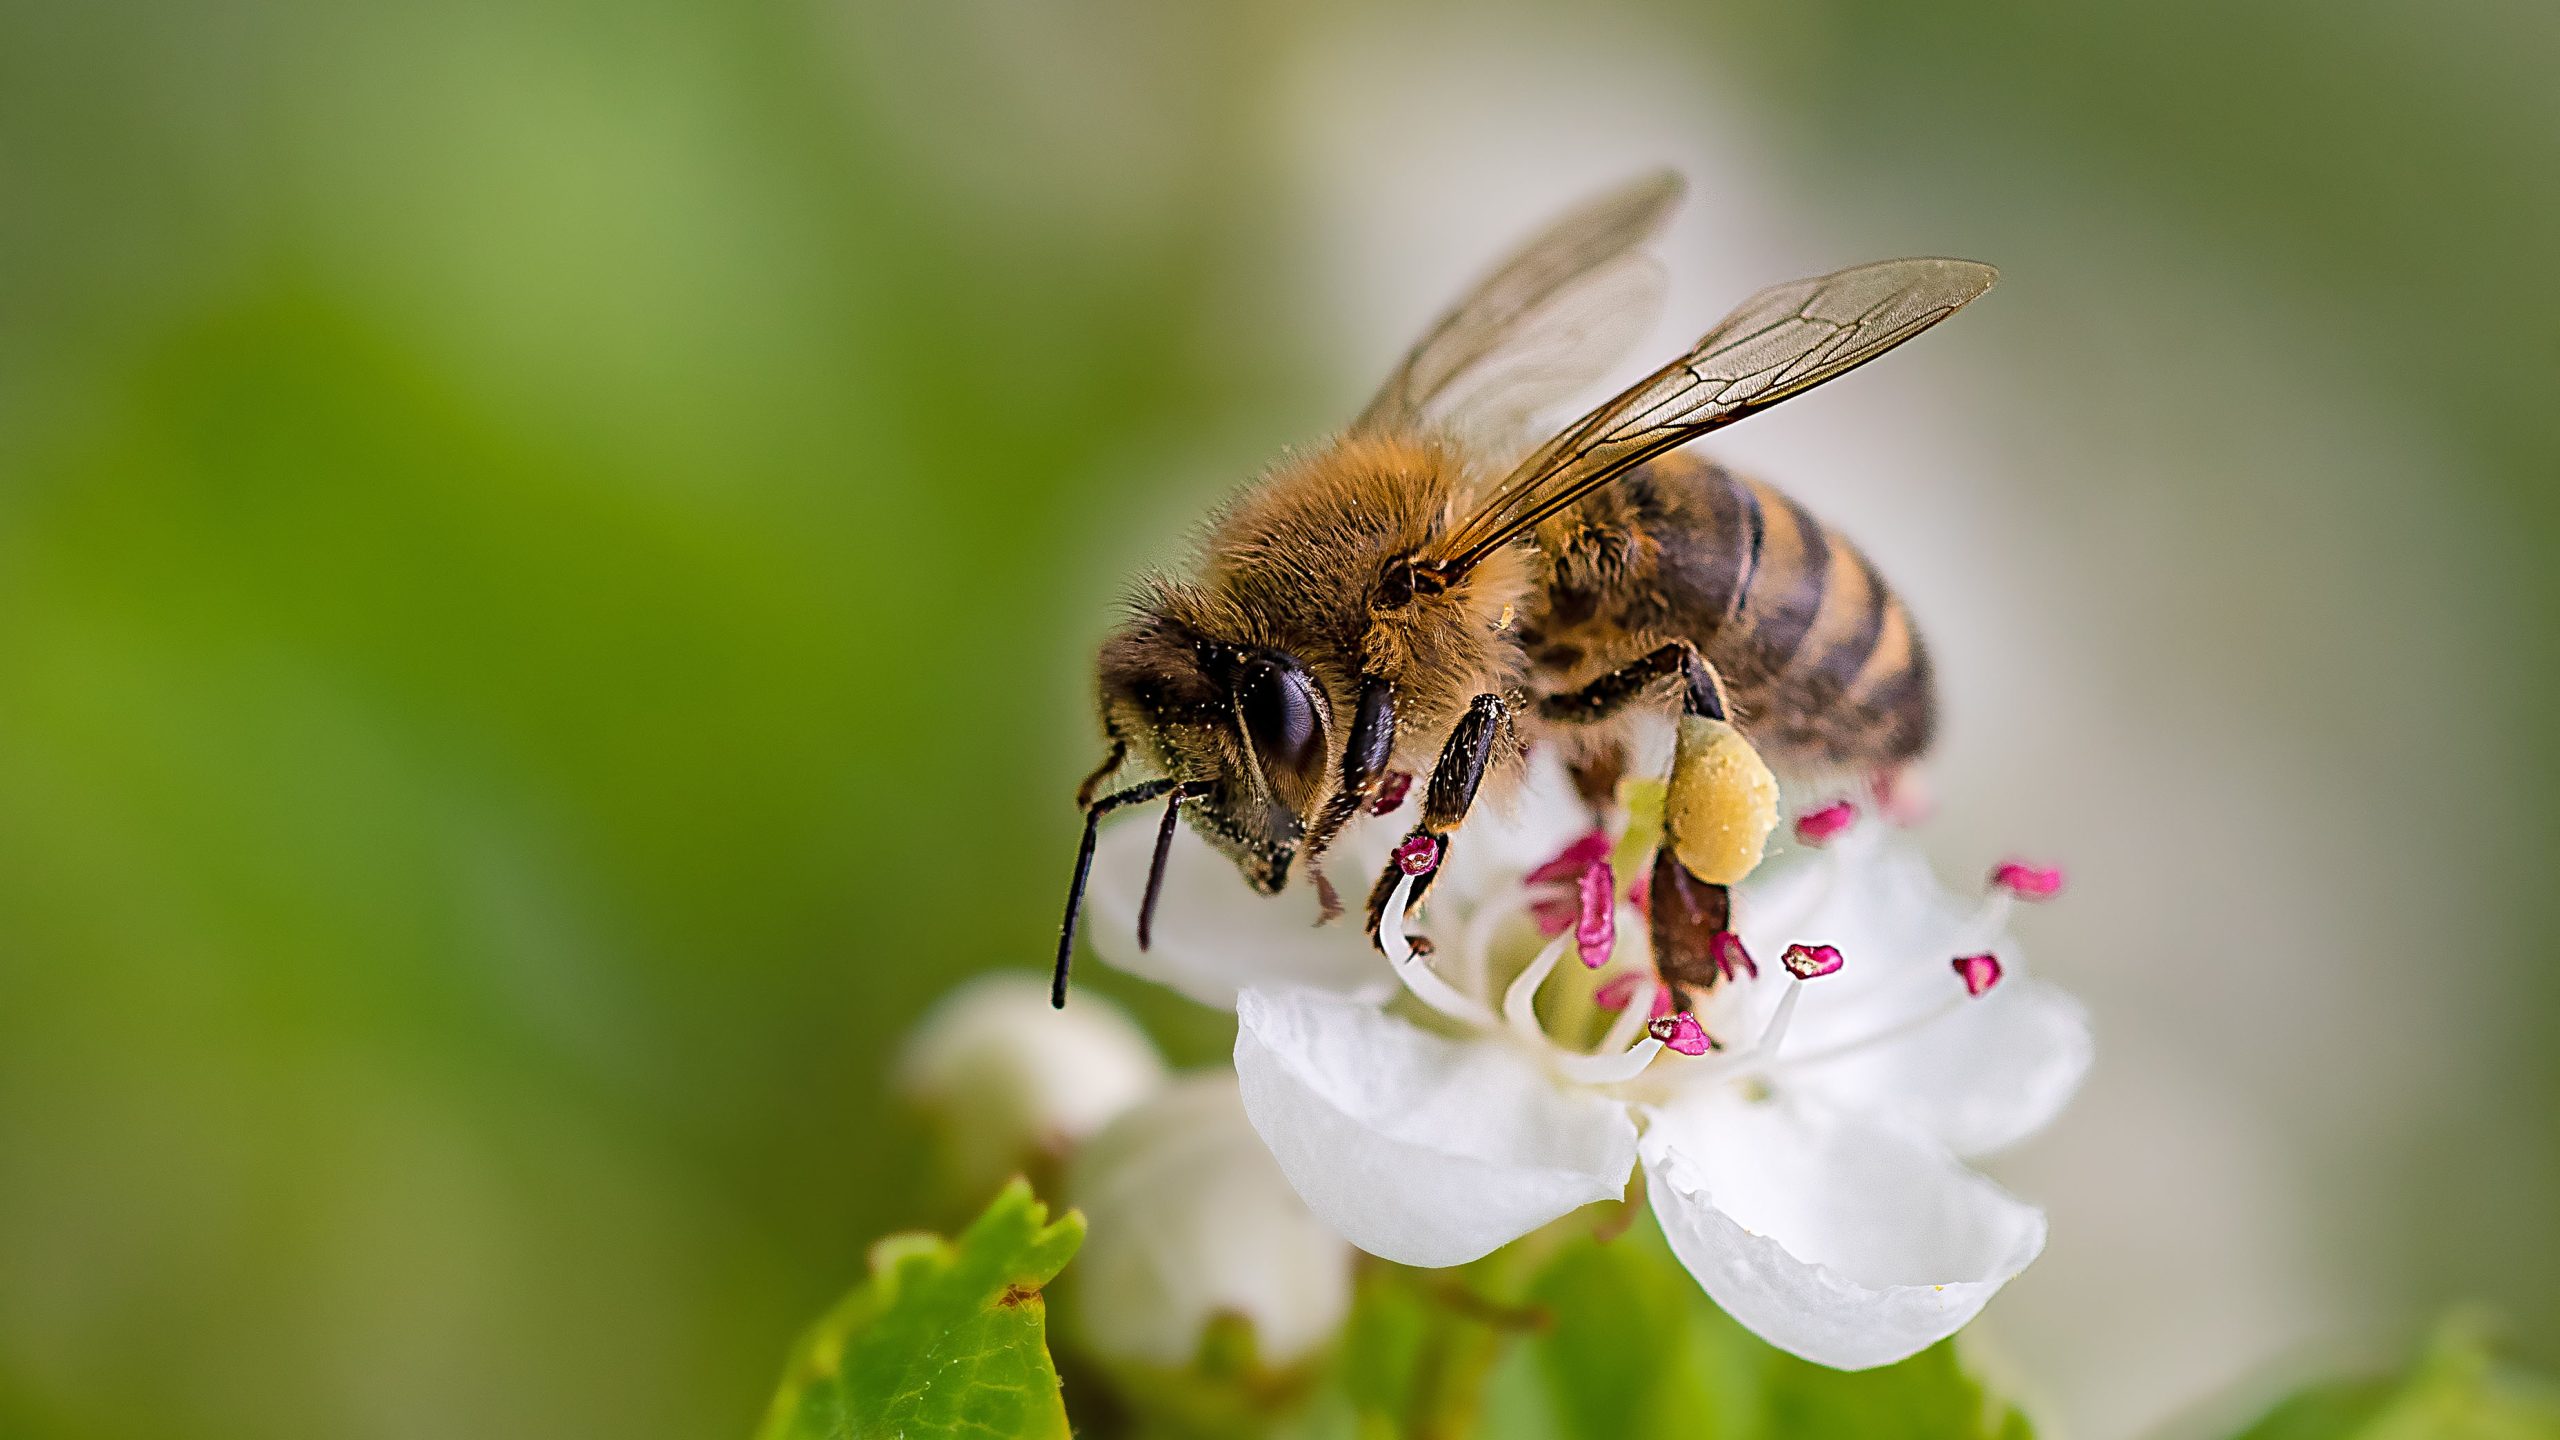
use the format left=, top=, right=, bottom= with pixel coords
left=2228, top=1317, right=2560, bottom=1440
left=1523, top=1215, right=2034, bottom=1440
left=1524, top=1227, right=1705, bottom=1440
left=1336, top=1265, right=1432, bottom=1429
left=1744, top=1327, right=2034, bottom=1440
left=1299, top=1209, right=2036, bottom=1440
left=757, top=1180, right=1085, bottom=1440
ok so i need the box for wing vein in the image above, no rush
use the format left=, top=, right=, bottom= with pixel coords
left=1421, top=258, right=1996, bottom=580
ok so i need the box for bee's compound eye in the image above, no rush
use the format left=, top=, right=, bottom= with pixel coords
left=1237, top=657, right=1324, bottom=784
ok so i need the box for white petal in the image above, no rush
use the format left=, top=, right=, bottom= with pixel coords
left=1737, top=845, right=2000, bottom=1028
left=1234, top=987, right=1636, bottom=1268
left=1079, top=746, right=1599, bottom=1009
left=1639, top=1088, right=2046, bottom=1370
left=1084, top=814, right=1387, bottom=1008
left=1729, top=842, right=2088, bottom=1156
left=1685, top=849, right=1936, bottom=1066
left=1065, top=1072, right=1354, bottom=1368
left=1788, top=976, right=2093, bottom=1158
left=1739, top=844, right=1974, bottom=1000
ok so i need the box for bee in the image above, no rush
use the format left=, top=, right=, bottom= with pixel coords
left=1052, top=171, right=1994, bottom=1008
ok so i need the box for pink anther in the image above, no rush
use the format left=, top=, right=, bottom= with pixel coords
left=1794, top=799, right=1858, bottom=846
left=1368, top=771, right=1413, bottom=816
left=1647, top=1012, right=1716, bottom=1056
left=1952, top=952, right=2005, bottom=997
left=1593, top=971, right=1645, bottom=1012
left=1710, top=931, right=1758, bottom=983
left=1526, top=830, right=1611, bottom=887
left=1575, top=861, right=1616, bottom=968
left=1781, top=943, right=1844, bottom=979
left=1394, top=834, right=1441, bottom=877
left=1989, top=860, right=2065, bottom=900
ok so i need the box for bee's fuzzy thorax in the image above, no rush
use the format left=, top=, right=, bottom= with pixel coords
left=1123, top=431, right=1520, bottom=748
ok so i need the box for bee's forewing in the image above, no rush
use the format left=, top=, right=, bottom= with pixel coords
left=1426, top=257, right=1998, bottom=576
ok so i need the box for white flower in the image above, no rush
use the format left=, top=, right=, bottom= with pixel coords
left=899, top=976, right=1355, bottom=1370
left=1085, top=754, right=2091, bottom=1371
left=898, top=973, right=1167, bottom=1197
left=1065, top=1072, right=1356, bottom=1369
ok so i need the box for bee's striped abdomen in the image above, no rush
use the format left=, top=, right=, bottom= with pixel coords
left=1527, top=452, right=1935, bottom=777
left=1714, top=470, right=1934, bottom=768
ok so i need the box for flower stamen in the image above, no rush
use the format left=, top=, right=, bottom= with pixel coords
left=1592, top=971, right=1645, bottom=1012
left=1595, top=978, right=1660, bottom=1056
left=1647, top=1012, right=1717, bottom=1056
left=1458, top=881, right=1526, bottom=1001
left=1989, top=860, right=2065, bottom=900
left=1947, top=857, right=2064, bottom=953
left=1748, top=977, right=1808, bottom=1057
left=1575, top=861, right=1617, bottom=968
left=1395, top=834, right=1443, bottom=876
left=1377, top=873, right=1497, bottom=1027
left=1528, top=894, right=1577, bottom=936
left=1501, top=933, right=1573, bottom=1039
left=1793, top=799, right=1858, bottom=846
left=1761, top=965, right=1992, bottom=1075
left=1711, top=930, right=1757, bottom=982
left=1526, top=830, right=1611, bottom=886
left=1780, top=943, right=1843, bottom=979
left=1369, top=771, right=1413, bottom=816
left=1952, top=952, right=2004, bottom=997
left=1551, top=1035, right=1667, bottom=1085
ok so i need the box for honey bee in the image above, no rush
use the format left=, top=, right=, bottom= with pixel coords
left=1052, top=171, right=1993, bottom=1008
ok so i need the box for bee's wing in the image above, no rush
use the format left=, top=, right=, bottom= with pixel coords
left=1408, top=254, right=1669, bottom=463
left=1351, top=170, right=1684, bottom=439
left=1421, top=257, right=1997, bottom=578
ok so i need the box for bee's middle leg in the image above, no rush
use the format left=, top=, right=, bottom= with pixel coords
left=1365, top=692, right=1508, bottom=943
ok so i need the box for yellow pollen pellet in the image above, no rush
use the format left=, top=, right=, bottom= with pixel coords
left=1664, top=714, right=1780, bottom=885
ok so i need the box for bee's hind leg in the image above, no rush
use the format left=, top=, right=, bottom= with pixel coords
left=1541, top=643, right=1779, bottom=1007
left=1536, top=640, right=1727, bottom=726
left=1365, top=692, right=1508, bottom=945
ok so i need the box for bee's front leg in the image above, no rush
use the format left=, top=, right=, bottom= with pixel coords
left=1073, top=735, right=1129, bottom=810
left=1365, top=692, right=1507, bottom=944
left=1304, top=676, right=1399, bottom=922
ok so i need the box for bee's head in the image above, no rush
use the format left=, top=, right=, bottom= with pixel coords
left=1092, top=611, right=1335, bottom=895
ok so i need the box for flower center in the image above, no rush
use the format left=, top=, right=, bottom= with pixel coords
left=1372, top=808, right=2068, bottom=1105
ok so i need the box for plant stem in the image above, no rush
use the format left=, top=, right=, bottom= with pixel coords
left=1402, top=1230, right=1565, bottom=1438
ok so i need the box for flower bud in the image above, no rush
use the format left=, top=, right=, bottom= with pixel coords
left=1064, top=1072, right=1353, bottom=1370
left=897, top=974, right=1166, bottom=1198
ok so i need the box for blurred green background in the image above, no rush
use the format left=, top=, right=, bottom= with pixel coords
left=1, top=1, right=2552, bottom=1437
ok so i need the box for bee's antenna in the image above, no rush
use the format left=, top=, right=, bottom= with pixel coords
left=1053, top=778, right=1196, bottom=1008
left=1137, top=786, right=1185, bottom=951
